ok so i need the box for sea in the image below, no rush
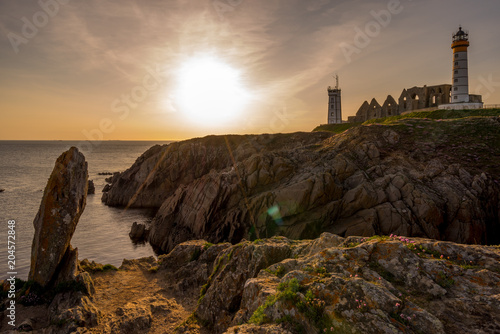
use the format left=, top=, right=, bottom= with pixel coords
left=0, top=140, right=171, bottom=280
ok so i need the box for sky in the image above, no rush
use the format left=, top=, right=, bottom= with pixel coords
left=0, top=0, right=499, bottom=141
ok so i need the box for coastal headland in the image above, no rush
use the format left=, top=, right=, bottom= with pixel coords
left=1, top=109, right=499, bottom=333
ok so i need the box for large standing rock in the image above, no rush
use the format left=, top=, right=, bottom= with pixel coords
left=29, top=147, right=88, bottom=287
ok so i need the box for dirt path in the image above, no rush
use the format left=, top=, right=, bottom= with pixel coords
left=87, top=261, right=197, bottom=333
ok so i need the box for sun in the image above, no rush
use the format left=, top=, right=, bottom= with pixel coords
left=174, top=56, right=251, bottom=126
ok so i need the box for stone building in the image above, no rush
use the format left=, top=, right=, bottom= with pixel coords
left=348, top=84, right=454, bottom=123
left=347, top=27, right=483, bottom=123
left=327, top=75, right=342, bottom=124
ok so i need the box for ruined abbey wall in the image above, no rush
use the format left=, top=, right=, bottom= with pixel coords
left=348, top=84, right=455, bottom=123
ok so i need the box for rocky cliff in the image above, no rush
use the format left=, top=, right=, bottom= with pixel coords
left=102, top=114, right=500, bottom=253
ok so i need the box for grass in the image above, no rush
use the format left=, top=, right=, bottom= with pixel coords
left=313, top=122, right=362, bottom=134
left=81, top=262, right=119, bottom=273
left=249, top=278, right=301, bottom=325
left=304, top=266, right=329, bottom=278
left=248, top=278, right=334, bottom=331
left=313, top=109, right=500, bottom=134
left=362, top=108, right=500, bottom=125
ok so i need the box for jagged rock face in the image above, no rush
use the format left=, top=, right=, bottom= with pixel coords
left=101, top=133, right=332, bottom=208
left=192, top=233, right=500, bottom=334
left=105, top=118, right=500, bottom=253
left=29, top=147, right=88, bottom=287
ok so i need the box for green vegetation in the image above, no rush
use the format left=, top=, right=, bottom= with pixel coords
left=436, top=271, right=455, bottom=289
left=363, top=108, right=500, bottom=125
left=198, top=252, right=227, bottom=304
left=0, top=278, right=88, bottom=307
left=248, top=278, right=334, bottom=332
left=265, top=265, right=286, bottom=278
left=203, top=242, right=214, bottom=250
left=190, top=248, right=202, bottom=262
left=304, top=266, right=329, bottom=278
left=102, top=264, right=119, bottom=271
left=313, top=109, right=500, bottom=136
left=81, top=262, right=119, bottom=273
left=406, top=244, right=442, bottom=259
left=313, top=122, right=362, bottom=134
left=249, top=278, right=301, bottom=325
left=149, top=266, right=159, bottom=273
left=366, top=235, right=390, bottom=242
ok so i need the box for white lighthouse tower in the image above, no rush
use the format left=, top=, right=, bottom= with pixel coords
left=451, top=26, right=470, bottom=103
left=327, top=75, right=342, bottom=124
left=439, top=26, right=483, bottom=110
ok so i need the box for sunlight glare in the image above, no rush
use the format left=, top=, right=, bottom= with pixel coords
left=174, top=56, right=251, bottom=125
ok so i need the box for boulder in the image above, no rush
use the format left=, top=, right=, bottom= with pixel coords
left=129, top=222, right=149, bottom=242
left=87, top=180, right=95, bottom=195
left=29, top=147, right=88, bottom=287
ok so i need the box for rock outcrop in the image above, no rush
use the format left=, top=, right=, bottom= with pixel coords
left=103, top=117, right=500, bottom=253
left=29, top=147, right=89, bottom=287
left=189, top=233, right=500, bottom=334
left=87, top=179, right=95, bottom=195
left=129, top=222, right=149, bottom=242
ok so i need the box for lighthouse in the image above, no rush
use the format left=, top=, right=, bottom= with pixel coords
left=451, top=26, right=470, bottom=103
left=327, top=75, right=342, bottom=124
left=439, top=26, right=482, bottom=110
